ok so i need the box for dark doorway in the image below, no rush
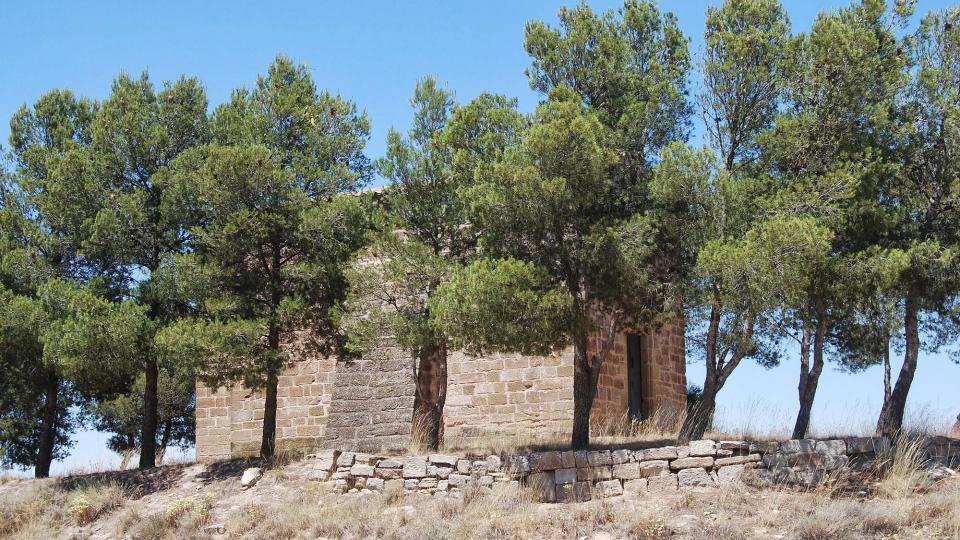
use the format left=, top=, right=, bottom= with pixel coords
left=627, top=334, right=646, bottom=421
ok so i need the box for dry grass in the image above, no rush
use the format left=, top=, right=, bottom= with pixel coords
left=65, top=481, right=126, bottom=525
left=0, top=458, right=957, bottom=540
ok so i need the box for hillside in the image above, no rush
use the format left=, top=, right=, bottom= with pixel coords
left=1, top=444, right=958, bottom=540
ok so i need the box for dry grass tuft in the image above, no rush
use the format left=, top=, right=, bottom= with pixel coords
left=877, top=437, right=931, bottom=499
left=66, top=481, right=126, bottom=525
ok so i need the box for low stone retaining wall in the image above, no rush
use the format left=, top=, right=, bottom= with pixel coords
left=303, top=436, right=959, bottom=502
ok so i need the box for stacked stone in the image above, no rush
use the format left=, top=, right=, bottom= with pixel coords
left=306, top=450, right=516, bottom=496
left=522, top=440, right=762, bottom=502
left=920, top=435, right=960, bottom=468
left=302, top=435, right=960, bottom=502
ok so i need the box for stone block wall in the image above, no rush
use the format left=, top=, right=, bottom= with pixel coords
left=443, top=349, right=575, bottom=441
left=196, top=318, right=688, bottom=460
left=321, top=343, right=416, bottom=452
left=196, top=344, right=336, bottom=461
left=306, top=435, right=959, bottom=501
left=591, top=319, right=687, bottom=426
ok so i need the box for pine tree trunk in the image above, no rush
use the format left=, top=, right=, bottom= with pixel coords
left=139, top=355, right=159, bottom=469
left=882, top=335, right=892, bottom=404
left=877, top=287, right=920, bottom=438
left=679, top=377, right=718, bottom=444
left=261, top=322, right=281, bottom=459
left=571, top=334, right=600, bottom=449
left=35, top=368, right=59, bottom=479
left=260, top=372, right=279, bottom=459
left=679, top=305, right=720, bottom=444
left=411, top=340, right=448, bottom=450
left=793, top=319, right=826, bottom=439
left=157, top=418, right=172, bottom=465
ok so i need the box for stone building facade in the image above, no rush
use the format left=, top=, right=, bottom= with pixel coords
left=195, top=319, right=687, bottom=461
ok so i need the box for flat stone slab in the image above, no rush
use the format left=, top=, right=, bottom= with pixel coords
left=642, top=447, right=678, bottom=460
left=349, top=464, right=374, bottom=477
left=678, top=467, right=717, bottom=489
left=612, top=463, right=640, bottom=480
left=595, top=479, right=623, bottom=498
left=689, top=440, right=717, bottom=457
left=715, top=454, right=761, bottom=466
left=638, top=460, right=670, bottom=477
left=670, top=457, right=714, bottom=470
left=428, top=454, right=459, bottom=466
left=648, top=473, right=678, bottom=493
left=403, top=457, right=427, bottom=478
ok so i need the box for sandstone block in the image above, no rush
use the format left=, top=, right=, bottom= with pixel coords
left=528, top=472, right=556, bottom=502
left=648, top=474, right=678, bottom=493
left=486, top=455, right=502, bottom=472
left=714, top=454, right=761, bottom=467
left=472, top=461, right=489, bottom=475
left=366, top=477, right=385, bottom=490
left=716, top=464, right=745, bottom=488
left=429, top=454, right=459, bottom=467
left=815, top=440, right=846, bottom=455
left=376, top=468, right=402, bottom=479
left=677, top=447, right=691, bottom=458
left=530, top=451, right=563, bottom=472
left=749, top=441, right=780, bottom=454
left=595, top=479, right=623, bottom=498
left=350, top=464, right=374, bottom=477
left=670, top=457, right=714, bottom=470
left=639, top=460, right=670, bottom=477
left=404, top=479, right=419, bottom=489
left=479, top=475, right=495, bottom=487
left=240, top=467, right=262, bottom=489
left=844, top=436, right=891, bottom=455
left=337, top=452, right=356, bottom=467
left=555, top=468, right=577, bottom=484
left=437, top=480, right=449, bottom=491
left=427, top=465, right=453, bottom=479
left=418, top=477, right=438, bottom=489
left=611, top=449, right=632, bottom=464
left=678, top=467, right=717, bottom=489
left=642, top=447, right=678, bottom=460
left=719, top=441, right=750, bottom=452
left=448, top=474, right=472, bottom=487
left=377, top=458, right=403, bottom=469
left=555, top=483, right=575, bottom=503
left=561, top=451, right=576, bottom=468
left=622, top=478, right=648, bottom=496
left=612, top=462, right=640, bottom=480
left=403, top=458, right=427, bottom=478
left=689, top=440, right=717, bottom=457
left=457, top=459, right=473, bottom=474
left=577, top=466, right=612, bottom=481
left=313, top=449, right=340, bottom=472
left=779, top=439, right=816, bottom=454
left=574, top=450, right=590, bottom=467
left=587, top=450, right=612, bottom=466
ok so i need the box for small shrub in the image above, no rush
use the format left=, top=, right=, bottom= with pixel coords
left=66, top=482, right=125, bottom=525
left=628, top=514, right=668, bottom=539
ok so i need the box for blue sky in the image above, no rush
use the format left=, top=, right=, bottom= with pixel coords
left=2, top=0, right=957, bottom=474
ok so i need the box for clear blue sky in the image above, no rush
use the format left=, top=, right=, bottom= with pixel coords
left=2, top=0, right=957, bottom=474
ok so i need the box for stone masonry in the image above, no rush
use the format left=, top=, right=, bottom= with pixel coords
left=196, top=320, right=686, bottom=460
left=301, top=436, right=959, bottom=502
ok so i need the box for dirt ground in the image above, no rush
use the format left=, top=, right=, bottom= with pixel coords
left=1, top=456, right=958, bottom=540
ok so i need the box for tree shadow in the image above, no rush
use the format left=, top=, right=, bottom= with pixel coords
left=57, top=464, right=189, bottom=499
